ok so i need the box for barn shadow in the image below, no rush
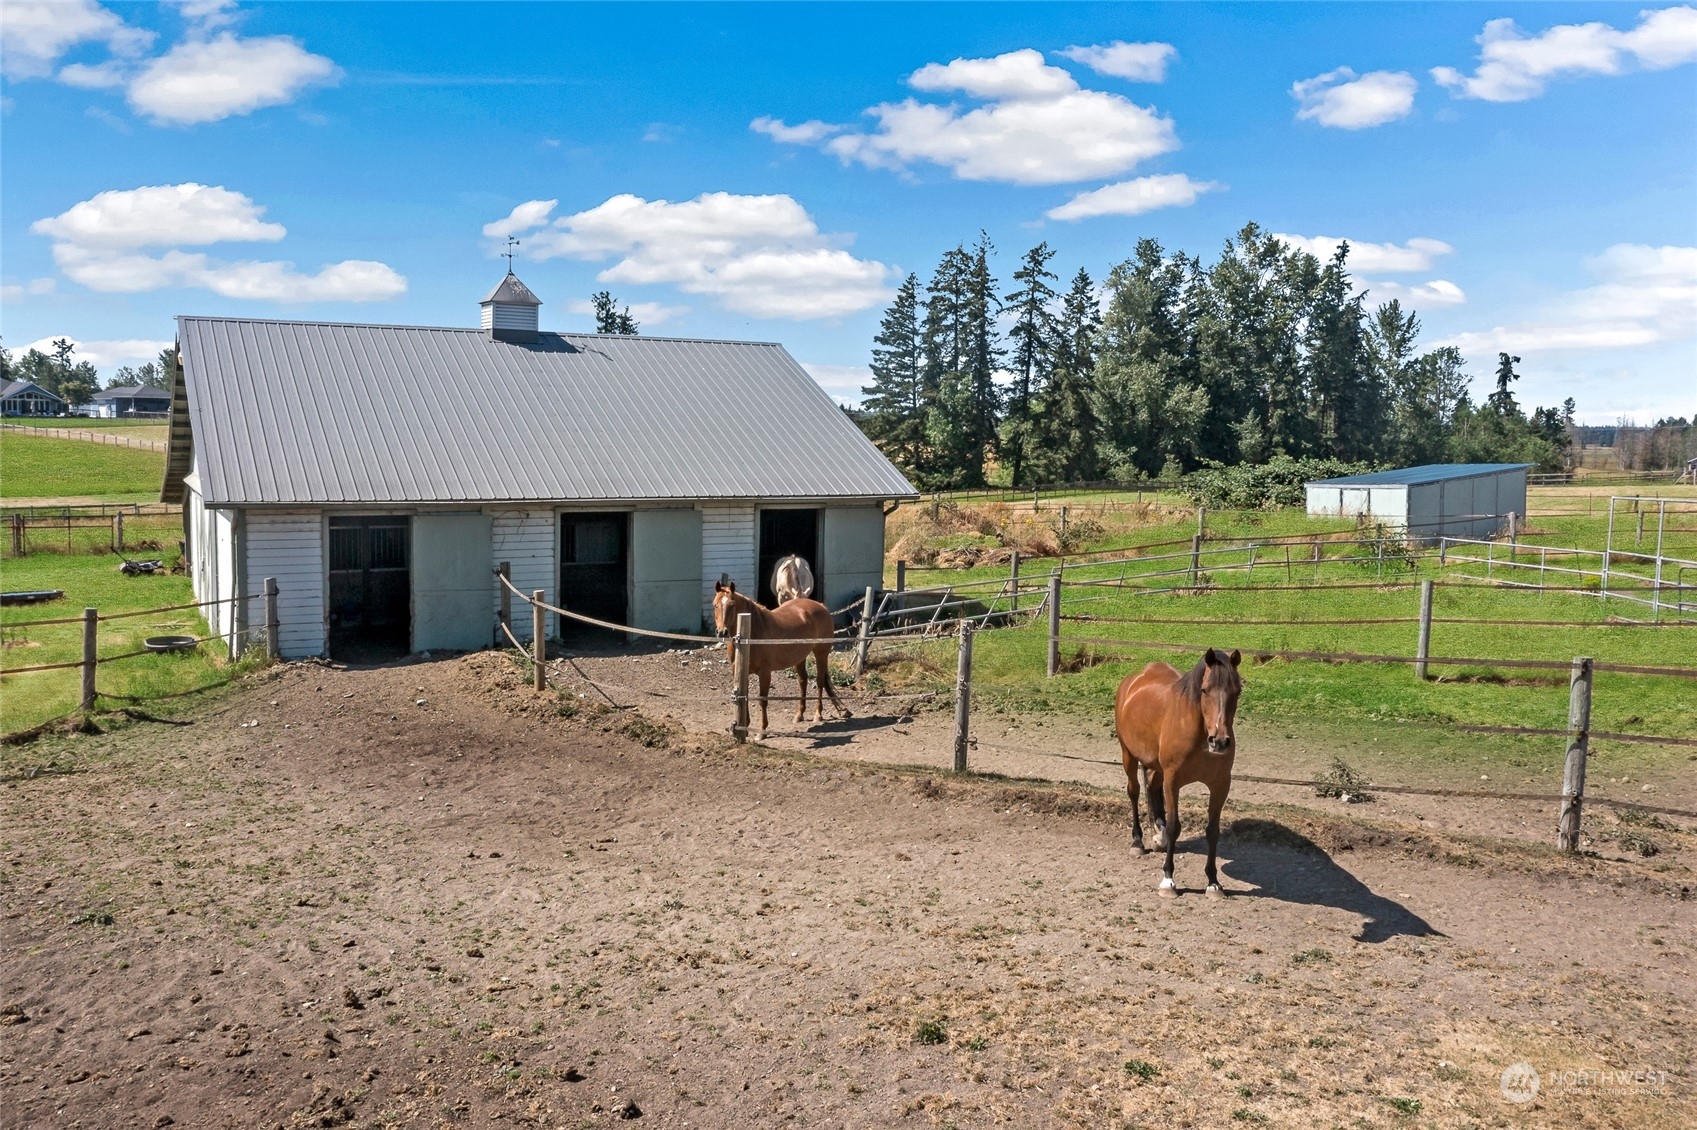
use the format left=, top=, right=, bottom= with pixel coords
left=1216, top=818, right=1444, bottom=943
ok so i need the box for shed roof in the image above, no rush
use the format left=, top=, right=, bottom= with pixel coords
left=93, top=385, right=171, bottom=401
left=1307, top=463, right=1534, bottom=488
left=172, top=316, right=918, bottom=507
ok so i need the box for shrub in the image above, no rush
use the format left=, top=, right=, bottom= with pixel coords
left=1182, top=455, right=1373, bottom=510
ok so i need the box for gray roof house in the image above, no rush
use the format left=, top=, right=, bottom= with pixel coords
left=1, top=379, right=65, bottom=416
left=165, top=271, right=917, bottom=660
left=92, top=385, right=172, bottom=416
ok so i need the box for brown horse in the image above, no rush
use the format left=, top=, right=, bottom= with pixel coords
left=712, top=580, right=850, bottom=737
left=1114, top=648, right=1243, bottom=898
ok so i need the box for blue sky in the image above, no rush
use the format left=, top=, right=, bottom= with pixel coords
left=2, top=1, right=1693, bottom=424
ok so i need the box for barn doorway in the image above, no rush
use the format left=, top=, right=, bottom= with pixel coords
left=559, top=512, right=628, bottom=641
left=327, top=515, right=411, bottom=661
left=758, top=508, right=820, bottom=607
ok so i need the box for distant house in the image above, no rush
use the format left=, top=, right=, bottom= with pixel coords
left=1304, top=463, right=1532, bottom=541
left=1, top=379, right=65, bottom=417
left=89, top=385, right=172, bottom=417
left=164, top=271, right=917, bottom=660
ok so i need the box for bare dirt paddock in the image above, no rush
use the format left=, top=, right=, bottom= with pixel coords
left=2, top=653, right=1692, bottom=1130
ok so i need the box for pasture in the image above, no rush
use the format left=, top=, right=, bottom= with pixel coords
left=1, top=654, right=1690, bottom=1128
left=0, top=429, right=167, bottom=505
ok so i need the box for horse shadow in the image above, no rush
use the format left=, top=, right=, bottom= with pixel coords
left=1212, top=818, right=1444, bottom=944
left=783, top=714, right=903, bottom=749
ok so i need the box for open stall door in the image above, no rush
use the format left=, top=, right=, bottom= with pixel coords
left=560, top=512, right=628, bottom=641
left=328, top=516, right=410, bottom=661
left=412, top=512, right=494, bottom=653
left=757, top=508, right=820, bottom=606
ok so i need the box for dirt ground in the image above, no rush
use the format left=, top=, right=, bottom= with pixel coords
left=2, top=650, right=1692, bottom=1130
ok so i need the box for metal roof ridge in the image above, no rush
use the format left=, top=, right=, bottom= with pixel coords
left=174, top=314, right=784, bottom=348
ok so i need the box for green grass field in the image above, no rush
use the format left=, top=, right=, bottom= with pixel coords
left=0, top=554, right=256, bottom=735
left=874, top=491, right=1697, bottom=778
left=1, top=431, right=165, bottom=503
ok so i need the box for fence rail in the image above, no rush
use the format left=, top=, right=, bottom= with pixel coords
left=0, top=423, right=167, bottom=451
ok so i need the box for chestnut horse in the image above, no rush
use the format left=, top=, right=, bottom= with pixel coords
left=712, top=580, right=850, bottom=737
left=1114, top=648, right=1243, bottom=898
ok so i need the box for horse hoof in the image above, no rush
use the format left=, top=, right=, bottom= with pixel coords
left=1157, top=878, right=1177, bottom=899
left=1131, top=844, right=1148, bottom=856
left=1205, top=884, right=1224, bottom=900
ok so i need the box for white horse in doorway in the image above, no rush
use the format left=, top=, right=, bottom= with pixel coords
left=772, top=554, right=814, bottom=604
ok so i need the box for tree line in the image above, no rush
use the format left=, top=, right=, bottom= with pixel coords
left=1, top=339, right=175, bottom=407
left=855, top=223, right=1574, bottom=491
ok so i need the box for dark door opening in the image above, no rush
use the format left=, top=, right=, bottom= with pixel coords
left=327, top=515, right=411, bottom=661
left=560, top=513, right=628, bottom=641
left=758, top=508, right=821, bottom=607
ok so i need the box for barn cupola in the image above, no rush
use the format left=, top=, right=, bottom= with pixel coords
left=480, top=271, right=542, bottom=343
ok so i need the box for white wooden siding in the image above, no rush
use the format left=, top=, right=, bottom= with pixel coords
left=244, top=510, right=325, bottom=658
left=701, top=504, right=755, bottom=617
left=492, top=508, right=555, bottom=641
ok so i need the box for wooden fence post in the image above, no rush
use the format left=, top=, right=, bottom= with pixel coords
left=1508, top=511, right=1518, bottom=553
left=1010, top=550, right=1020, bottom=613
left=1197, top=506, right=1206, bottom=539
left=12, top=513, right=24, bottom=557
left=80, top=607, right=98, bottom=711
left=113, top=511, right=124, bottom=552
left=1046, top=571, right=1061, bottom=678
left=264, top=577, right=280, bottom=661
left=1189, top=534, right=1203, bottom=587
left=952, top=620, right=973, bottom=772
left=531, top=590, right=546, bottom=692
left=1415, top=579, right=1434, bottom=681
left=895, top=559, right=906, bottom=592
left=854, top=586, right=876, bottom=676
left=1059, top=505, right=1068, bottom=546
left=497, top=562, right=511, bottom=647
left=732, top=611, right=752, bottom=743
left=1558, top=656, right=1593, bottom=852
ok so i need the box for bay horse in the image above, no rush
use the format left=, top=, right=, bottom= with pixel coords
left=1114, top=648, right=1242, bottom=898
left=712, top=580, right=850, bottom=737
left=772, top=554, right=814, bottom=604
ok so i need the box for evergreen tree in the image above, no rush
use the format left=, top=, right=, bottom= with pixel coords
left=1487, top=352, right=1521, bottom=416
left=1030, top=267, right=1102, bottom=482
left=1001, top=242, right=1059, bottom=486
left=590, top=291, right=639, bottom=334
left=859, top=273, right=927, bottom=476
left=1303, top=245, right=1378, bottom=461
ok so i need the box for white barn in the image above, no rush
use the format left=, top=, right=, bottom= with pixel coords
left=1304, top=463, right=1532, bottom=541
left=162, top=273, right=917, bottom=660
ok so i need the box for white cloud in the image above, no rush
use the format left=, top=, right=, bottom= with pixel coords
left=0, top=277, right=57, bottom=301
left=1274, top=233, right=1453, bottom=273
left=127, top=31, right=339, bottom=124
left=1358, top=278, right=1467, bottom=307
left=1291, top=67, right=1418, bottom=128
left=1432, top=7, right=1697, bottom=102
left=57, top=59, right=126, bottom=88
left=0, top=0, right=152, bottom=79
left=23, top=336, right=171, bottom=370
left=909, top=48, right=1078, bottom=99
left=1435, top=243, right=1696, bottom=354
left=32, top=182, right=406, bottom=302
left=750, top=116, right=842, bottom=144
left=757, top=48, right=1179, bottom=186
left=562, top=298, right=689, bottom=328
left=801, top=362, right=873, bottom=405
left=1057, top=41, right=1176, bottom=82
left=1046, top=174, right=1220, bottom=220
left=488, top=192, right=892, bottom=320
left=32, top=183, right=286, bottom=250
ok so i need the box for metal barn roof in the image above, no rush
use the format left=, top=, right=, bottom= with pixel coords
left=1306, top=463, right=1534, bottom=488
left=172, top=316, right=917, bottom=507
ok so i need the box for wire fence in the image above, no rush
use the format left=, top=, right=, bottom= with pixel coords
left=4, top=508, right=183, bottom=559
left=0, top=423, right=167, bottom=451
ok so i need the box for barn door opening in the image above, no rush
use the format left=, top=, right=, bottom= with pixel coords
left=327, top=515, right=410, bottom=661
left=559, top=512, right=628, bottom=641
left=758, top=508, right=820, bottom=607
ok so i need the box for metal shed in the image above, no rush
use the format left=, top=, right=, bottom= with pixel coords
left=1304, top=463, right=1532, bottom=541
left=164, top=272, right=918, bottom=660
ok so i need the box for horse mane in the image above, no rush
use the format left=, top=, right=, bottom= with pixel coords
left=1174, top=652, right=1212, bottom=705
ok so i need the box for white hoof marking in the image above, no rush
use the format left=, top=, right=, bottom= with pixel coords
left=1159, top=877, right=1175, bottom=890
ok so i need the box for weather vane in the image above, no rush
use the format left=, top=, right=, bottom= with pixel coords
left=504, top=236, right=519, bottom=272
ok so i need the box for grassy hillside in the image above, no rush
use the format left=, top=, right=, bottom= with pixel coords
left=0, top=431, right=164, bottom=503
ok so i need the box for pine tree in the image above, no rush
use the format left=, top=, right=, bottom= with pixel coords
left=591, top=291, right=640, bottom=335
left=959, top=233, right=1004, bottom=486
left=859, top=274, right=927, bottom=476
left=1487, top=352, right=1521, bottom=416
left=1001, top=242, right=1059, bottom=486
left=919, top=245, right=975, bottom=488
left=1030, top=267, right=1101, bottom=483
left=1303, top=245, right=1377, bottom=461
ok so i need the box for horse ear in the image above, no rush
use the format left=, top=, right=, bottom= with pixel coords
left=728, top=581, right=737, bottom=593
left=1229, top=649, right=1241, bottom=668
left=1203, top=648, right=1219, bottom=666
